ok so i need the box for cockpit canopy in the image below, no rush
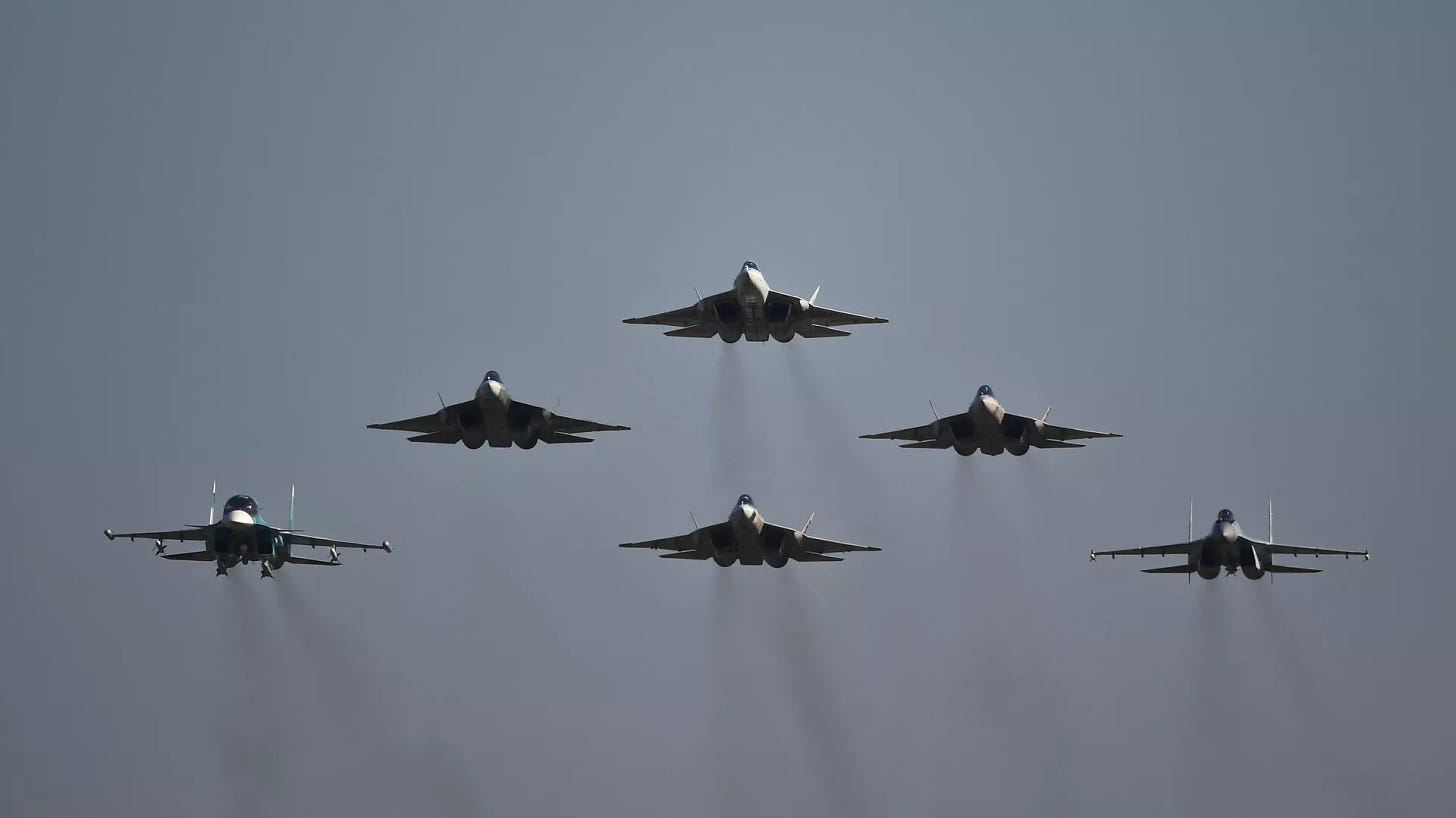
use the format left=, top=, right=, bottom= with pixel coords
left=483, top=370, right=502, bottom=385
left=223, top=495, right=258, bottom=516
left=1217, top=508, right=1235, bottom=523
left=743, top=260, right=758, bottom=270
left=737, top=494, right=754, bottom=507
left=977, top=385, right=995, bottom=398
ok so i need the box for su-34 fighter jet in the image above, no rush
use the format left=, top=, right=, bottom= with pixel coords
left=861, top=385, right=1121, bottom=456
left=619, top=495, right=882, bottom=567
left=623, top=260, right=887, bottom=342
left=368, top=371, right=630, bottom=449
left=1090, top=505, right=1369, bottom=580
left=105, top=485, right=391, bottom=578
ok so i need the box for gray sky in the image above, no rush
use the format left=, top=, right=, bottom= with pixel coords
left=3, top=1, right=1453, bottom=815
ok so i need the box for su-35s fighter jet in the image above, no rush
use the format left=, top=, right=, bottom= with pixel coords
left=619, top=494, right=882, bottom=567
left=623, top=260, right=888, bottom=342
left=105, top=485, right=391, bottom=578
left=368, top=371, right=630, bottom=449
left=1090, top=505, right=1369, bottom=580
left=861, top=385, right=1121, bottom=456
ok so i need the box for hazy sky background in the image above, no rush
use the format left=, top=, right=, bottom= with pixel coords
left=3, top=1, right=1453, bottom=815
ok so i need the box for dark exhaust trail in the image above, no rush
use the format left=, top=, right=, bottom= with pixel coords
left=217, top=579, right=297, bottom=818
left=947, top=460, right=1073, bottom=814
left=1250, top=590, right=1389, bottom=813
left=1185, top=582, right=1238, bottom=818
left=772, top=570, right=875, bottom=818
left=783, top=346, right=885, bottom=525
left=706, top=568, right=744, bottom=818
left=274, top=577, right=488, bottom=817
left=710, top=347, right=753, bottom=495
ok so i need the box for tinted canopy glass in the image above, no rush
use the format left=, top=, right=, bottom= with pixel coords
left=223, top=495, right=258, bottom=515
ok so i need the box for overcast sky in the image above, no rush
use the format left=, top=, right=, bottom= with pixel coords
left=3, top=1, right=1453, bottom=815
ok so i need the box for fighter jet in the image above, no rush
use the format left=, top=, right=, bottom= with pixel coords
left=619, top=494, right=882, bottom=567
left=1090, top=505, right=1369, bottom=580
left=104, top=485, right=391, bottom=578
left=622, top=260, right=887, bottom=342
left=861, top=385, right=1121, bottom=456
left=367, top=371, right=630, bottom=449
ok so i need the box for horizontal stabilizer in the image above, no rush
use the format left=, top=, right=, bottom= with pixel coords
left=544, top=432, right=593, bottom=444
left=285, top=554, right=340, bottom=567
left=797, top=324, right=852, bottom=338
left=1034, top=439, right=1086, bottom=449
left=794, top=552, right=845, bottom=562
left=1266, top=565, right=1322, bottom=574
left=900, top=440, right=952, bottom=449
left=407, top=431, right=460, bottom=444
left=660, top=551, right=711, bottom=560
left=1141, top=565, right=1197, bottom=574
left=663, top=325, right=720, bottom=338
left=161, top=551, right=215, bottom=562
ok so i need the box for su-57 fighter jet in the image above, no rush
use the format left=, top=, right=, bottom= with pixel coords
left=623, top=260, right=887, bottom=342
left=619, top=495, right=882, bottom=567
left=368, top=371, right=630, bottom=449
left=105, top=485, right=391, bottom=578
left=861, top=385, right=1121, bottom=456
left=1090, top=505, right=1369, bottom=580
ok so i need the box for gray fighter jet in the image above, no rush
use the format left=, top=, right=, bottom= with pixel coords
left=623, top=260, right=887, bottom=342
left=619, top=494, right=882, bottom=567
left=1090, top=505, right=1369, bottom=580
left=368, top=371, right=630, bottom=449
left=105, top=485, right=391, bottom=578
left=861, top=385, right=1121, bottom=456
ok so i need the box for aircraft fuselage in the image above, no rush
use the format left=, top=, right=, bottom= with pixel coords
left=209, top=511, right=289, bottom=573
left=706, top=500, right=796, bottom=567
left=732, top=266, right=773, bottom=342
left=1184, top=520, right=1269, bottom=580
left=471, top=378, right=518, bottom=448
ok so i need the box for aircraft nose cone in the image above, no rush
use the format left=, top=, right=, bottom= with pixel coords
left=225, top=510, right=254, bottom=526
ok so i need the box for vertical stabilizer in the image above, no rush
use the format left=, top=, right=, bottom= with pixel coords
left=209, top=481, right=217, bottom=525
left=290, top=485, right=296, bottom=530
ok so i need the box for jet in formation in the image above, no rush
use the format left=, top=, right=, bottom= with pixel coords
left=1090, top=506, right=1369, bottom=580
left=623, top=260, right=888, bottom=342
left=861, top=385, right=1121, bottom=456
left=105, top=486, right=392, bottom=578
left=368, top=371, right=630, bottom=449
left=619, top=494, right=882, bottom=567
